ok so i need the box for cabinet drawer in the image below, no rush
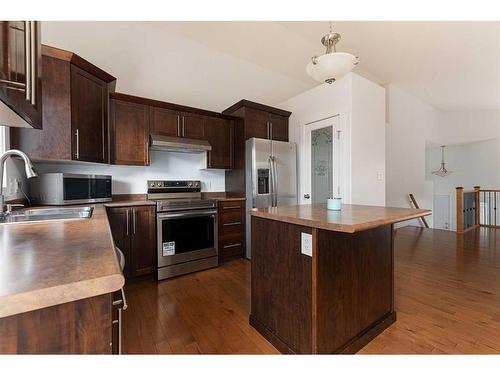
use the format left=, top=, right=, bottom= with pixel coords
left=219, top=200, right=245, bottom=211
left=220, top=218, right=244, bottom=237
left=219, top=235, right=245, bottom=258
left=219, top=208, right=244, bottom=225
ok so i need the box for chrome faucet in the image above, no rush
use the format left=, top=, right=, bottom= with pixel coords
left=0, top=149, right=38, bottom=215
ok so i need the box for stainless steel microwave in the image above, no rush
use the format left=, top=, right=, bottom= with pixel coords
left=30, top=173, right=112, bottom=205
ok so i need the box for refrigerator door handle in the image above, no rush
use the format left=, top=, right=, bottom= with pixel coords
left=269, top=155, right=278, bottom=207
left=268, top=156, right=274, bottom=206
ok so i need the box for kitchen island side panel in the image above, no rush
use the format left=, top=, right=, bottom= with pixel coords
left=316, top=224, right=394, bottom=353
left=250, top=216, right=313, bottom=354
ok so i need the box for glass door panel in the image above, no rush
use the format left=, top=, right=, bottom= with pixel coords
left=311, top=126, right=333, bottom=203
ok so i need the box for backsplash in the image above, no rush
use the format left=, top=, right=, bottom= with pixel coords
left=33, top=151, right=225, bottom=194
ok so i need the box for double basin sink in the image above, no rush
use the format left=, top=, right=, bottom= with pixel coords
left=0, top=206, right=93, bottom=225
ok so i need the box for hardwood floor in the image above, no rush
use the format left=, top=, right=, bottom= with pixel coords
left=123, top=226, right=500, bottom=354
left=122, top=259, right=279, bottom=354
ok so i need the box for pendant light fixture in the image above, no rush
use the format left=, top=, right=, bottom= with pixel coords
left=432, top=145, right=453, bottom=177
left=306, top=21, right=359, bottom=84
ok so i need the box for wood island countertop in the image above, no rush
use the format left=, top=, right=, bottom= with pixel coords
left=249, top=203, right=431, bottom=233
left=0, top=204, right=125, bottom=319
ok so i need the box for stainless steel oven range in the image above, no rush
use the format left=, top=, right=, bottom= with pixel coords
left=148, top=180, right=218, bottom=280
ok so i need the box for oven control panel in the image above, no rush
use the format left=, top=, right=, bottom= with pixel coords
left=147, top=180, right=201, bottom=193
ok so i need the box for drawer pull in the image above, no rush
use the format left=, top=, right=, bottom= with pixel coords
left=223, top=243, right=242, bottom=249
left=223, top=221, right=241, bottom=226
left=223, top=206, right=241, bottom=210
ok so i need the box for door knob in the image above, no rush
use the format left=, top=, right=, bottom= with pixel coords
left=304, top=194, right=310, bottom=199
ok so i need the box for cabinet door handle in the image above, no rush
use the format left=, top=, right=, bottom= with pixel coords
left=223, top=221, right=241, bottom=226
left=182, top=116, right=185, bottom=137
left=223, top=206, right=241, bottom=210
left=133, top=209, right=136, bottom=235
left=24, top=21, right=31, bottom=102
left=270, top=122, right=273, bottom=140
left=112, top=288, right=127, bottom=355
left=29, top=21, right=36, bottom=105
left=126, top=209, right=129, bottom=236
left=223, top=243, right=242, bottom=249
left=75, top=129, right=80, bottom=159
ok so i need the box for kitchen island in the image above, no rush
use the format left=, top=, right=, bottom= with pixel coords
left=249, top=204, right=431, bottom=354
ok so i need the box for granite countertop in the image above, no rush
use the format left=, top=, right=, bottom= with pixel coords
left=0, top=204, right=124, bottom=319
left=249, top=204, right=431, bottom=233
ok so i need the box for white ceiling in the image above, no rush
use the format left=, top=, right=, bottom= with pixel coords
left=158, top=21, right=500, bottom=111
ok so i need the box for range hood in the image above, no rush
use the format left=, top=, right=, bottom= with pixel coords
left=150, top=134, right=212, bottom=153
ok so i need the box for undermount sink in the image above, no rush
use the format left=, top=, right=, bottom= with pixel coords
left=0, top=206, right=93, bottom=225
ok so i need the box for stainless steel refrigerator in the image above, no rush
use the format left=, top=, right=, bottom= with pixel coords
left=245, top=137, right=298, bottom=258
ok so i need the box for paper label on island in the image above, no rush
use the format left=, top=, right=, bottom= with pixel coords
left=163, top=241, right=175, bottom=256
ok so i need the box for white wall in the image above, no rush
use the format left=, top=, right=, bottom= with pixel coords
left=385, top=85, right=442, bottom=226
left=278, top=73, right=386, bottom=206
left=33, top=151, right=225, bottom=195
left=438, top=110, right=500, bottom=178
left=351, top=74, right=386, bottom=205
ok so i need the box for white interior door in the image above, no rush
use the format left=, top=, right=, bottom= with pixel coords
left=433, top=194, right=451, bottom=230
left=301, top=116, right=341, bottom=204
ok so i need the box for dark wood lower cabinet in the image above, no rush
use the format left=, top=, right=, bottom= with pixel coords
left=218, top=200, right=245, bottom=261
left=106, top=205, right=156, bottom=279
left=250, top=217, right=395, bottom=354
left=0, top=293, right=113, bottom=354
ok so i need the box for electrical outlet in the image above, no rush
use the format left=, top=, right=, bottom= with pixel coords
left=301, top=232, right=312, bottom=257
left=377, top=171, right=384, bottom=181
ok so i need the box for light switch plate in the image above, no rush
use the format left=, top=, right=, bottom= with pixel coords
left=301, top=232, right=313, bottom=257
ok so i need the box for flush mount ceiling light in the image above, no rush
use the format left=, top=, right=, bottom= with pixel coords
left=432, top=145, right=453, bottom=177
left=306, top=22, right=359, bottom=84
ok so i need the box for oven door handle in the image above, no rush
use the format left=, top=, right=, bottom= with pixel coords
left=157, top=210, right=217, bottom=219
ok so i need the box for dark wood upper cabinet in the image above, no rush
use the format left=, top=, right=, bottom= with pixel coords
left=110, top=98, right=149, bottom=166
left=150, top=107, right=207, bottom=140
left=9, top=45, right=116, bottom=162
left=245, top=108, right=270, bottom=140
left=0, top=21, right=42, bottom=129
left=107, top=205, right=156, bottom=279
left=206, top=117, right=233, bottom=169
left=150, top=106, right=179, bottom=137
left=71, top=65, right=108, bottom=163
left=222, top=100, right=291, bottom=142
left=222, top=100, right=292, bottom=197
left=181, top=112, right=206, bottom=139
left=109, top=93, right=235, bottom=169
left=269, top=113, right=289, bottom=142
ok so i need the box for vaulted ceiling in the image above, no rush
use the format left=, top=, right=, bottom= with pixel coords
left=159, top=21, right=500, bottom=111
left=43, top=21, right=500, bottom=111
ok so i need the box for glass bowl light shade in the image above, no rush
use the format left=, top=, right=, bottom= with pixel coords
left=306, top=52, right=358, bottom=84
